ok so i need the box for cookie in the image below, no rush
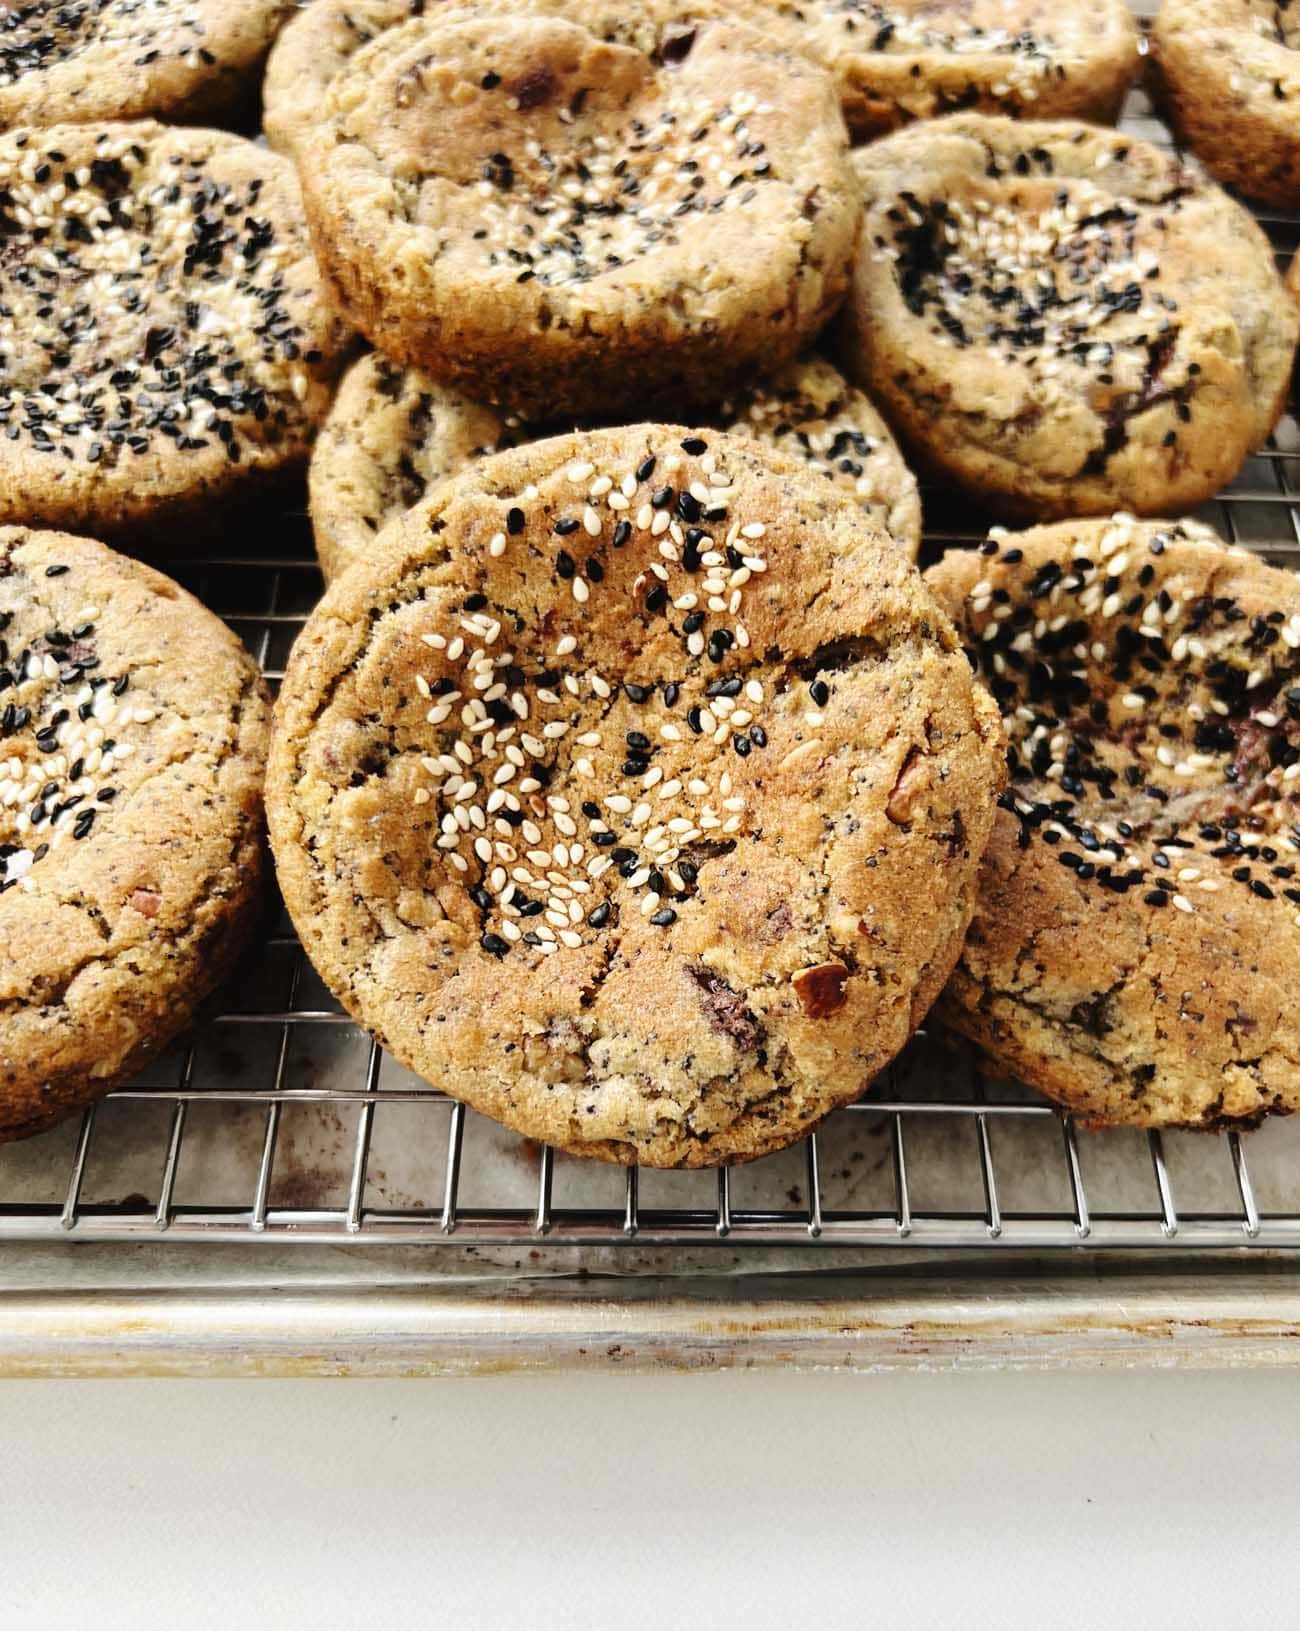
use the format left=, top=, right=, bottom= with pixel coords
left=1150, top=0, right=1300, bottom=212
left=926, top=516, right=1300, bottom=1131
left=0, top=121, right=349, bottom=542
left=844, top=116, right=1298, bottom=523
left=0, top=0, right=295, bottom=128
left=269, top=424, right=1004, bottom=1168
left=294, top=11, right=859, bottom=418
left=0, top=527, right=270, bottom=1143
left=699, top=0, right=1140, bottom=141
left=309, top=353, right=921, bottom=582
left=265, top=0, right=673, bottom=160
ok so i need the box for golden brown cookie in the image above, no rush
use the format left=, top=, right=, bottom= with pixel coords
left=309, top=353, right=920, bottom=582
left=294, top=11, right=859, bottom=417
left=1150, top=0, right=1300, bottom=211
left=269, top=424, right=1005, bottom=1168
left=696, top=0, right=1140, bottom=140
left=927, top=517, right=1300, bottom=1131
left=844, top=115, right=1298, bottom=522
left=0, top=527, right=270, bottom=1144
left=0, top=0, right=296, bottom=128
left=0, top=121, right=349, bottom=542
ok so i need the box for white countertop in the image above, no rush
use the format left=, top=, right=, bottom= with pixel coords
left=4, top=1368, right=1293, bottom=1628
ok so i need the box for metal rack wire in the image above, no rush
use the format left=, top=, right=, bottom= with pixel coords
left=2, top=79, right=1300, bottom=1253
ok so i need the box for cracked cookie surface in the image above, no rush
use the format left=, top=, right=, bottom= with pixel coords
left=927, top=517, right=1300, bottom=1130
left=0, top=527, right=270, bottom=1143
left=309, top=353, right=921, bottom=582
left=1151, top=0, right=1300, bottom=211
left=270, top=424, right=1004, bottom=1167
left=844, top=115, right=1297, bottom=521
left=0, top=0, right=295, bottom=128
left=0, top=121, right=349, bottom=541
left=293, top=10, right=859, bottom=418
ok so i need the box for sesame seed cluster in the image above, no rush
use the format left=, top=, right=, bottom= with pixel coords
left=0, top=0, right=210, bottom=85
left=846, top=115, right=1298, bottom=519
left=0, top=120, right=346, bottom=535
left=0, top=0, right=292, bottom=127
left=948, top=517, right=1300, bottom=922
left=270, top=425, right=1005, bottom=1165
left=0, top=559, right=141, bottom=895
left=387, top=436, right=787, bottom=959
left=296, top=12, right=859, bottom=417
left=467, top=85, right=778, bottom=292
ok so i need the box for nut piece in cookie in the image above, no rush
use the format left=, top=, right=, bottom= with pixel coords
left=309, top=353, right=921, bottom=582
left=0, top=527, right=270, bottom=1143
left=270, top=424, right=1005, bottom=1168
left=845, top=115, right=1298, bottom=522
left=0, top=121, right=349, bottom=542
left=294, top=12, right=859, bottom=417
left=1151, top=0, right=1300, bottom=212
left=698, top=0, right=1139, bottom=140
left=0, top=0, right=296, bottom=129
left=926, top=516, right=1300, bottom=1131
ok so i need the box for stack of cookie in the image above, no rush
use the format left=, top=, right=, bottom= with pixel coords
left=0, top=0, right=1297, bottom=1166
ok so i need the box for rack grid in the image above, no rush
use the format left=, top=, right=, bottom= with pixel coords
left=2, top=78, right=1300, bottom=1255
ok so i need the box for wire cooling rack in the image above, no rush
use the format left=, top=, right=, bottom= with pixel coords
left=2, top=78, right=1300, bottom=1252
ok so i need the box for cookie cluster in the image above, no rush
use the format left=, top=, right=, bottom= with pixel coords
left=4, top=0, right=1300, bottom=1168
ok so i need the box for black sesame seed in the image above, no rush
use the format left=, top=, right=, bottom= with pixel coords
left=588, top=902, right=611, bottom=928
left=612, top=520, right=632, bottom=548
left=1144, top=891, right=1169, bottom=907
left=555, top=550, right=576, bottom=578
left=506, top=507, right=525, bottom=534
left=650, top=908, right=677, bottom=927
left=810, top=680, right=830, bottom=706
left=463, top=593, right=487, bottom=612
left=44, top=564, right=68, bottom=577
left=635, top=455, right=656, bottom=482
left=663, top=683, right=679, bottom=707
left=681, top=438, right=707, bottom=454
left=651, top=485, right=673, bottom=510
left=481, top=932, right=509, bottom=958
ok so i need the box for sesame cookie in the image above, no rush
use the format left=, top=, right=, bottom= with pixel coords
left=698, top=0, right=1140, bottom=141
left=309, top=353, right=920, bottom=582
left=1151, top=1, right=1300, bottom=211
left=0, top=122, right=349, bottom=542
left=295, top=12, right=859, bottom=418
left=0, top=527, right=270, bottom=1144
left=269, top=425, right=1004, bottom=1168
left=926, top=517, right=1300, bottom=1131
left=0, top=0, right=295, bottom=128
left=844, top=115, right=1298, bottom=522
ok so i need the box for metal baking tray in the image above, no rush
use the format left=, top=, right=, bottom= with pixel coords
left=4, top=55, right=1300, bottom=1374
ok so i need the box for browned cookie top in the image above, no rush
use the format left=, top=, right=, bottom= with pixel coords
left=271, top=424, right=1004, bottom=1167
left=846, top=115, right=1297, bottom=521
left=0, top=528, right=270, bottom=1141
left=0, top=121, right=349, bottom=539
left=693, top=0, right=1140, bottom=139
left=927, top=518, right=1300, bottom=1130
